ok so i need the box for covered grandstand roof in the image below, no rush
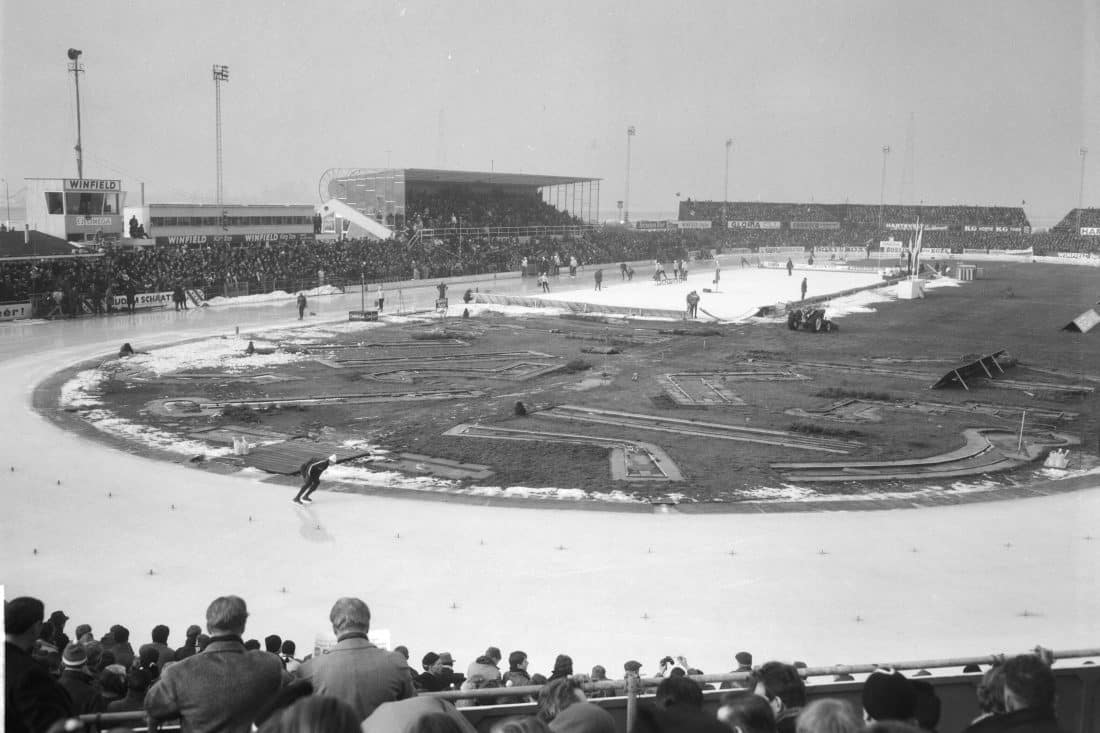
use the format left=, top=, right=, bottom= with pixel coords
left=352, top=168, right=599, bottom=187
left=0, top=230, right=76, bottom=258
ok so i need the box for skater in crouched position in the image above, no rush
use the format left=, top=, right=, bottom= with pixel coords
left=294, top=454, right=337, bottom=504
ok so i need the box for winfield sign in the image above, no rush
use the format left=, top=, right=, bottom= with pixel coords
left=63, top=179, right=121, bottom=191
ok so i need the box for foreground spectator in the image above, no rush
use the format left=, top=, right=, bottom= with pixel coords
left=547, top=702, right=617, bottom=733
left=144, top=595, right=289, bottom=733
left=362, top=697, right=478, bottom=733
left=972, top=665, right=1007, bottom=724
left=295, top=596, right=414, bottom=719
left=280, top=639, right=301, bottom=673
left=491, top=716, right=552, bottom=733
left=258, top=694, right=360, bottom=733
left=417, top=652, right=448, bottom=692
left=750, top=662, right=806, bottom=733
left=634, top=676, right=727, bottom=732
left=722, top=651, right=755, bottom=690
left=108, top=668, right=152, bottom=712
left=963, top=654, right=1068, bottom=733
left=861, top=670, right=917, bottom=725
left=536, top=677, right=586, bottom=723
left=5, top=596, right=74, bottom=733
left=503, top=650, right=533, bottom=688
left=717, top=692, right=777, bottom=733
left=795, top=699, right=862, bottom=733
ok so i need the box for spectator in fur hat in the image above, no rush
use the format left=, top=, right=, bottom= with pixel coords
left=861, top=670, right=917, bottom=724
left=174, top=624, right=202, bottom=661
left=140, top=624, right=176, bottom=668
left=536, top=678, right=585, bottom=723
left=5, top=596, right=74, bottom=732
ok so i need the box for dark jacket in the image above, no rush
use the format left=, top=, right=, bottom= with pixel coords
left=415, top=671, right=447, bottom=692
left=5, top=641, right=74, bottom=733
left=144, top=635, right=289, bottom=733
left=964, top=707, right=1068, bottom=733
left=59, top=669, right=104, bottom=715
left=300, top=457, right=331, bottom=481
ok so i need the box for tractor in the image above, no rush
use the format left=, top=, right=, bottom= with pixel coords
left=787, top=306, right=839, bottom=333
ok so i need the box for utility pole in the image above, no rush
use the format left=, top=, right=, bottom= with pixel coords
left=624, top=126, right=636, bottom=225
left=67, top=49, right=85, bottom=179
left=212, top=65, right=230, bottom=206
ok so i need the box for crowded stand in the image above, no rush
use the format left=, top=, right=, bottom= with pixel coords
left=6, top=593, right=1087, bottom=733
left=406, top=185, right=582, bottom=232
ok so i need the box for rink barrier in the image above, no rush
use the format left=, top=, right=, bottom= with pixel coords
left=471, top=292, right=686, bottom=320
left=76, top=647, right=1100, bottom=733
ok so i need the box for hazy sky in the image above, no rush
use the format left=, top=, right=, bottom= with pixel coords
left=2, top=0, right=1097, bottom=227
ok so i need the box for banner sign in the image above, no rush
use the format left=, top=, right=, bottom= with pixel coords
left=789, top=221, right=840, bottom=230
left=812, top=246, right=869, bottom=255
left=962, top=248, right=1033, bottom=256
left=759, top=246, right=806, bottom=253
left=63, top=179, right=121, bottom=192
left=635, top=220, right=673, bottom=230
left=1055, top=251, right=1100, bottom=260
left=155, top=233, right=316, bottom=246
left=0, top=301, right=33, bottom=321
left=727, top=220, right=781, bottom=229
left=65, top=214, right=123, bottom=234
left=880, top=241, right=904, bottom=251
left=1079, top=227, right=1100, bottom=236
left=109, top=291, right=175, bottom=310
left=962, top=225, right=1029, bottom=233
left=885, top=223, right=949, bottom=231
left=675, top=220, right=712, bottom=229
left=720, top=248, right=752, bottom=255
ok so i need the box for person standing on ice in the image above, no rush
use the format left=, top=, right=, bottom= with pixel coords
left=786, top=258, right=794, bottom=276
left=686, top=290, right=700, bottom=318
left=800, top=277, right=808, bottom=301
left=297, top=293, right=307, bottom=320
left=594, top=269, right=603, bottom=291
left=294, top=454, right=336, bottom=504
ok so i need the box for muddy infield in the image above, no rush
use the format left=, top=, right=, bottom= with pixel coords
left=38, top=261, right=1100, bottom=509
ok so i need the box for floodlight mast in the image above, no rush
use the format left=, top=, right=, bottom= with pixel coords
left=67, top=49, right=84, bottom=179
left=213, top=65, right=230, bottom=206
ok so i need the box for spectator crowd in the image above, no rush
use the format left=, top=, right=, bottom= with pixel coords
left=7, top=593, right=1078, bottom=733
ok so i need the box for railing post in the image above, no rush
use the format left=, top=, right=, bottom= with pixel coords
left=625, top=673, right=639, bottom=732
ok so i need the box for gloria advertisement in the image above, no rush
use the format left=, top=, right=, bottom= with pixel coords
left=0, top=301, right=33, bottom=321
left=727, top=220, right=781, bottom=229
left=66, top=214, right=123, bottom=234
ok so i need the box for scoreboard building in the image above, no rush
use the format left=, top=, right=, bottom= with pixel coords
left=23, top=177, right=126, bottom=242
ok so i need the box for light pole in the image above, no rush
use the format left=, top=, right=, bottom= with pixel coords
left=723, top=138, right=733, bottom=228
left=3, top=178, right=10, bottom=227
left=212, top=64, right=230, bottom=206
left=67, top=49, right=84, bottom=179
left=878, top=145, right=891, bottom=229
left=1077, top=147, right=1088, bottom=232
left=624, top=126, right=635, bottom=225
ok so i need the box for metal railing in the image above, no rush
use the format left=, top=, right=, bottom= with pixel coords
left=73, top=647, right=1099, bottom=733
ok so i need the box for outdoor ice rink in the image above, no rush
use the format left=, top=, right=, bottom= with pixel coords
left=2, top=262, right=1097, bottom=676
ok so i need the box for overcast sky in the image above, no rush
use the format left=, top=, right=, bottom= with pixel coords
left=2, top=0, right=1097, bottom=227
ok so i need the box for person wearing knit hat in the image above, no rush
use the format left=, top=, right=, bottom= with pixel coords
left=861, top=669, right=917, bottom=724
left=59, top=643, right=103, bottom=714
left=294, top=454, right=338, bottom=504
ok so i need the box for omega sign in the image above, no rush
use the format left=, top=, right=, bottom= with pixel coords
left=64, top=179, right=121, bottom=191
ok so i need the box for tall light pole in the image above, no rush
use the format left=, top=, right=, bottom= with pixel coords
left=624, top=125, right=636, bottom=225
left=1077, top=146, right=1088, bottom=232
left=67, top=49, right=84, bottom=179
left=878, top=145, right=891, bottom=228
left=723, top=138, right=733, bottom=228
left=212, top=64, right=230, bottom=206
left=3, top=178, right=10, bottom=226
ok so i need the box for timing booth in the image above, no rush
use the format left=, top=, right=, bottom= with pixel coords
left=23, top=177, right=126, bottom=243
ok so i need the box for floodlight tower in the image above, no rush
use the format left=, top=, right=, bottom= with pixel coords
left=67, top=49, right=85, bottom=179
left=624, top=126, right=636, bottom=225
left=723, top=138, right=733, bottom=228
left=1077, top=146, right=1088, bottom=232
left=878, top=145, right=891, bottom=228
left=212, top=65, right=230, bottom=206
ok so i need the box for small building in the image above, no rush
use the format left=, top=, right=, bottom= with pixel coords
left=23, top=177, right=126, bottom=243
left=124, top=203, right=317, bottom=246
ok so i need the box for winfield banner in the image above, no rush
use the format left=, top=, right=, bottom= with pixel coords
left=155, top=233, right=316, bottom=245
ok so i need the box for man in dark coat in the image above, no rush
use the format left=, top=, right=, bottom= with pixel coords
left=415, top=652, right=447, bottom=692
left=145, top=595, right=289, bottom=733
left=173, top=624, right=202, bottom=661
left=58, top=644, right=104, bottom=715
left=5, top=596, right=74, bottom=733
left=963, top=654, right=1068, bottom=733
left=296, top=292, right=307, bottom=319
left=294, top=454, right=337, bottom=504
